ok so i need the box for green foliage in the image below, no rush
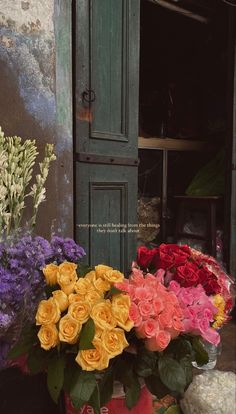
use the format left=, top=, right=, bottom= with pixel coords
left=191, top=337, right=209, bottom=366
left=158, top=357, right=186, bottom=394
left=47, top=355, right=65, bottom=403
left=69, top=371, right=97, bottom=410
left=135, top=348, right=158, bottom=377
left=77, top=263, right=94, bottom=278
left=99, top=368, right=114, bottom=406
left=79, top=318, right=95, bottom=350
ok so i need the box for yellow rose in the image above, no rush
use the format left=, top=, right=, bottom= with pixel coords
left=94, top=325, right=103, bottom=339
left=101, top=328, right=129, bottom=358
left=93, top=277, right=111, bottom=294
left=86, top=290, right=102, bottom=306
left=57, top=262, right=78, bottom=295
left=74, top=278, right=93, bottom=296
left=52, top=290, right=69, bottom=312
left=68, top=293, right=85, bottom=304
left=38, top=324, right=59, bottom=350
left=95, top=265, right=113, bottom=279
left=59, top=314, right=81, bottom=344
left=68, top=301, right=91, bottom=324
left=36, top=298, right=61, bottom=325
left=84, top=271, right=97, bottom=283
left=75, top=339, right=109, bottom=371
left=43, top=264, right=58, bottom=286
left=111, top=294, right=134, bottom=332
left=90, top=300, right=117, bottom=330
left=103, top=269, right=124, bottom=284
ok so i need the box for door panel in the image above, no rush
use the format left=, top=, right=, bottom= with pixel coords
left=75, top=0, right=140, bottom=271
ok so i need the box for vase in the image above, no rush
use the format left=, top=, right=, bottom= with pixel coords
left=192, top=340, right=222, bottom=370
left=65, top=383, right=153, bottom=414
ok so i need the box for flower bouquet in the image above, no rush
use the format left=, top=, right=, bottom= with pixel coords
left=137, top=244, right=234, bottom=368
left=0, top=235, right=85, bottom=369
left=8, top=252, right=228, bottom=414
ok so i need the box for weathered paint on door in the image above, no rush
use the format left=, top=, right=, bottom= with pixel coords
left=75, top=0, right=140, bottom=272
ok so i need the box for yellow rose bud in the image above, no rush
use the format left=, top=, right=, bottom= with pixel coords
left=68, top=293, right=85, bottom=304
left=74, top=278, right=93, bottom=296
left=68, top=301, right=91, bottom=324
left=103, top=269, right=124, bottom=284
left=43, top=263, right=58, bottom=286
left=111, top=294, right=134, bottom=332
left=90, top=300, right=117, bottom=330
left=93, top=277, right=111, bottom=294
left=95, top=265, right=113, bottom=279
left=84, top=271, right=97, bottom=283
left=86, top=290, right=102, bottom=306
left=75, top=339, right=109, bottom=371
left=36, top=298, right=61, bottom=325
left=101, top=328, right=129, bottom=358
left=52, top=290, right=69, bottom=312
left=38, top=324, right=59, bottom=350
left=59, top=314, right=81, bottom=344
left=57, top=262, right=78, bottom=295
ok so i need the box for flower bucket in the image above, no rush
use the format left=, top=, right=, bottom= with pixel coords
left=65, top=385, right=153, bottom=414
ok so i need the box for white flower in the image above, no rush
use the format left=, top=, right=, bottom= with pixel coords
left=180, top=370, right=236, bottom=414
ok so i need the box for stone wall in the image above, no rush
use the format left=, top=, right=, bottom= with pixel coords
left=0, top=0, right=73, bottom=237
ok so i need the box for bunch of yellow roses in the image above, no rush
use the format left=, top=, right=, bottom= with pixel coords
left=35, top=262, right=134, bottom=371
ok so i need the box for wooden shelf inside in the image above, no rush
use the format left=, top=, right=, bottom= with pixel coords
left=138, top=137, right=217, bottom=151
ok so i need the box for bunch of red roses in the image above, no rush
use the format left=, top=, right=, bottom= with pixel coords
left=137, top=244, right=233, bottom=313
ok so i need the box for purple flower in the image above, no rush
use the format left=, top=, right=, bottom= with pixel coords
left=50, top=236, right=86, bottom=263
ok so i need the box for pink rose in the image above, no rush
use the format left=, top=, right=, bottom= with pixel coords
left=136, top=319, right=159, bottom=339
left=129, top=303, right=142, bottom=327
left=202, top=328, right=220, bottom=346
left=145, top=330, right=171, bottom=352
left=138, top=300, right=153, bottom=319
left=178, top=289, right=194, bottom=306
left=169, top=280, right=181, bottom=295
left=153, top=269, right=165, bottom=283
left=153, top=297, right=164, bottom=315
left=135, top=286, right=153, bottom=302
left=158, top=307, right=174, bottom=329
left=130, top=267, right=145, bottom=286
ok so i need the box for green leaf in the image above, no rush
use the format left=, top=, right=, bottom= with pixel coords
left=99, top=368, right=114, bottom=406
left=145, top=375, right=170, bottom=399
left=105, top=285, right=123, bottom=298
left=89, top=383, right=101, bottom=414
left=191, top=337, right=209, bottom=366
left=77, top=264, right=93, bottom=278
left=164, top=338, right=193, bottom=360
left=7, top=327, right=37, bottom=359
left=63, top=358, right=81, bottom=393
left=179, top=357, right=193, bottom=386
left=135, top=348, right=157, bottom=377
left=165, top=405, right=181, bottom=414
left=47, top=355, right=65, bottom=403
left=79, top=318, right=95, bottom=350
left=125, top=373, right=141, bottom=409
left=69, top=371, right=97, bottom=410
left=158, top=357, right=186, bottom=394
left=27, top=347, right=50, bottom=374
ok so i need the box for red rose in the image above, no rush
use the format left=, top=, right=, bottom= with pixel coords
left=154, top=244, right=190, bottom=270
left=137, top=246, right=159, bottom=269
left=204, top=278, right=221, bottom=295
left=175, top=262, right=200, bottom=287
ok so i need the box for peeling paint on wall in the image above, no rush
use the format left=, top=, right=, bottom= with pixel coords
left=0, top=0, right=73, bottom=238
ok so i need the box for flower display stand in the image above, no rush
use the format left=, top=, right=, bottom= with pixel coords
left=65, top=386, right=153, bottom=414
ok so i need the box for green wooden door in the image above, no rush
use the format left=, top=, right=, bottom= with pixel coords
left=75, top=0, right=140, bottom=272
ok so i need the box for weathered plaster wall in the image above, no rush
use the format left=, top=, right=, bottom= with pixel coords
left=0, top=0, right=73, bottom=238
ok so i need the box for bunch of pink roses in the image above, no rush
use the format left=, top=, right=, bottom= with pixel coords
left=169, top=280, right=220, bottom=345
left=116, top=267, right=184, bottom=352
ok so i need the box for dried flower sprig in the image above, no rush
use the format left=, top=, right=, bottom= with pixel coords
left=0, top=126, right=56, bottom=236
